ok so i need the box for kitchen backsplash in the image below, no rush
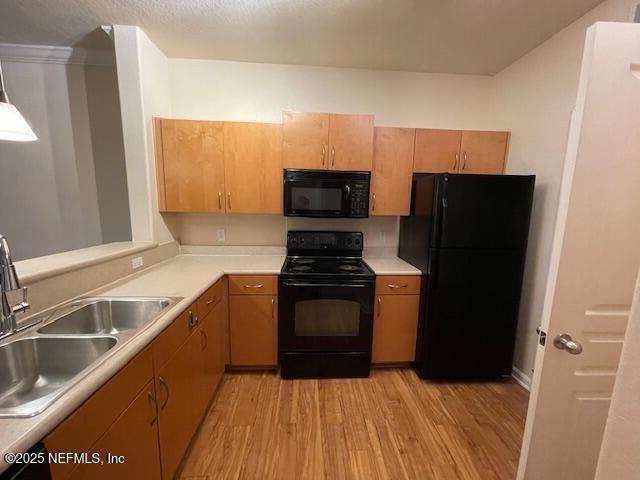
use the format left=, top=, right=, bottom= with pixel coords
left=164, top=213, right=399, bottom=248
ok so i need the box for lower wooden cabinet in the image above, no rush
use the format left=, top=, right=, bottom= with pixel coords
left=229, top=284, right=277, bottom=367
left=372, top=276, right=421, bottom=364
left=156, top=328, right=205, bottom=480
left=46, top=279, right=228, bottom=480
left=45, top=348, right=156, bottom=480
left=200, top=299, right=226, bottom=399
left=66, top=380, right=161, bottom=480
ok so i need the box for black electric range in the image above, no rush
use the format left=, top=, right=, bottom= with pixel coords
left=278, top=231, right=375, bottom=379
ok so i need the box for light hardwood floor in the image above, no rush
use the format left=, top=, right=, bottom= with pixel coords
left=178, top=368, right=528, bottom=480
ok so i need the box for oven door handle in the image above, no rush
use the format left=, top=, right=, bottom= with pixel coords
left=281, top=281, right=371, bottom=288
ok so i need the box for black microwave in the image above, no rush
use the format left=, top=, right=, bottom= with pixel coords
left=283, top=169, right=370, bottom=218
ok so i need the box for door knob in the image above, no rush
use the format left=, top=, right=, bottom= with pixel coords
left=553, top=334, right=583, bottom=355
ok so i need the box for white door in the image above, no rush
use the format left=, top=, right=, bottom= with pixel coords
left=518, top=22, right=640, bottom=480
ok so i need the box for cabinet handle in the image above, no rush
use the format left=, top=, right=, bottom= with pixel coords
left=218, top=192, right=222, bottom=210
left=206, top=299, right=214, bottom=305
left=271, top=297, right=275, bottom=319
left=148, top=391, right=158, bottom=425
left=158, top=377, right=169, bottom=409
left=453, top=152, right=459, bottom=170
left=377, top=297, right=382, bottom=317
left=462, top=152, right=468, bottom=170
left=372, top=193, right=376, bottom=212
left=227, top=192, right=232, bottom=210
left=188, top=310, right=197, bottom=328
left=321, top=145, right=326, bottom=166
left=201, top=329, right=208, bottom=351
left=387, top=284, right=408, bottom=289
left=331, top=146, right=336, bottom=166
left=243, top=284, right=264, bottom=289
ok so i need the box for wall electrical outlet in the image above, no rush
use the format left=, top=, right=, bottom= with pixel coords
left=216, top=229, right=226, bottom=242
left=131, top=256, right=144, bottom=269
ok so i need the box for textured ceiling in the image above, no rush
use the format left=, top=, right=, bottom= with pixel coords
left=0, top=0, right=605, bottom=74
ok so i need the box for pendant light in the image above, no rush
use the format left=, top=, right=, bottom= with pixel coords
left=0, top=60, right=37, bottom=142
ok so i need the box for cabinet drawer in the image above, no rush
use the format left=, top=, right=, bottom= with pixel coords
left=153, top=303, right=197, bottom=371
left=228, top=275, right=277, bottom=295
left=375, top=276, right=421, bottom=295
left=46, top=347, right=154, bottom=480
left=197, top=278, right=224, bottom=318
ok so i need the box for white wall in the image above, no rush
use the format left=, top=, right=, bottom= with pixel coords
left=166, top=213, right=399, bottom=250
left=169, top=58, right=498, bottom=129
left=493, top=0, right=637, bottom=378
left=113, top=26, right=174, bottom=244
left=0, top=52, right=131, bottom=261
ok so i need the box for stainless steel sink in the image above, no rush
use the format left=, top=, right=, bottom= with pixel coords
left=38, top=297, right=172, bottom=335
left=0, top=336, right=117, bottom=417
left=0, top=295, right=180, bottom=417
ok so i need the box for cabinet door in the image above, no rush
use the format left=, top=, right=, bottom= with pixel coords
left=413, top=128, right=462, bottom=173
left=67, top=380, right=161, bottom=480
left=372, top=295, right=420, bottom=363
left=223, top=122, right=283, bottom=214
left=157, top=119, right=225, bottom=212
left=200, top=300, right=225, bottom=400
left=156, top=331, right=205, bottom=480
left=282, top=111, right=329, bottom=169
left=328, top=113, right=374, bottom=171
left=229, top=295, right=277, bottom=366
left=370, top=127, right=415, bottom=216
left=459, top=131, right=509, bottom=174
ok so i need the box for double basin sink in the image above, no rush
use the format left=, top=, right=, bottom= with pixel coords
left=0, top=297, right=179, bottom=418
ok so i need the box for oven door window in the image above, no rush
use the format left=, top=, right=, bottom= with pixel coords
left=291, top=187, right=343, bottom=212
left=294, top=299, right=360, bottom=337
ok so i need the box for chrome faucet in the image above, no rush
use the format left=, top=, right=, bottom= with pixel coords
left=0, top=235, right=29, bottom=338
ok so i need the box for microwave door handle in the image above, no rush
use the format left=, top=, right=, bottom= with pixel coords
left=345, top=184, right=351, bottom=198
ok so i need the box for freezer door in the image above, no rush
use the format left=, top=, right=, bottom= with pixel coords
left=433, top=174, right=535, bottom=250
left=419, top=247, right=526, bottom=379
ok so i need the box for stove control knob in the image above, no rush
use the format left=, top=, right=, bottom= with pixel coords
left=346, top=238, right=352, bottom=245
left=355, top=238, right=361, bottom=246
left=300, top=238, right=305, bottom=244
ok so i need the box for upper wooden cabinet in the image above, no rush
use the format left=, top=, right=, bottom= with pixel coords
left=282, top=112, right=329, bottom=169
left=329, top=113, right=374, bottom=171
left=282, top=111, right=374, bottom=171
left=154, top=118, right=225, bottom=212
left=223, top=122, right=283, bottom=214
left=459, top=131, right=509, bottom=174
left=414, top=129, right=461, bottom=173
left=370, top=127, right=415, bottom=216
left=414, top=128, right=509, bottom=174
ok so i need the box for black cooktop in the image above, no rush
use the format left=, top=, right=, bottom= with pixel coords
left=281, top=256, right=374, bottom=278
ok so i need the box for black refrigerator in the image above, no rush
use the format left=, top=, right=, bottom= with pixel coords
left=399, top=173, right=535, bottom=379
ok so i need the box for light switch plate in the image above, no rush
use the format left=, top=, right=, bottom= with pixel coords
left=131, top=256, right=144, bottom=269
left=216, top=229, right=226, bottom=242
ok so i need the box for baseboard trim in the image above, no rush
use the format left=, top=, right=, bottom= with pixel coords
left=512, top=366, right=532, bottom=391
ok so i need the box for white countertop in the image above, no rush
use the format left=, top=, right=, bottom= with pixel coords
left=0, top=251, right=418, bottom=472
left=364, top=256, right=421, bottom=275
left=0, top=253, right=284, bottom=474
